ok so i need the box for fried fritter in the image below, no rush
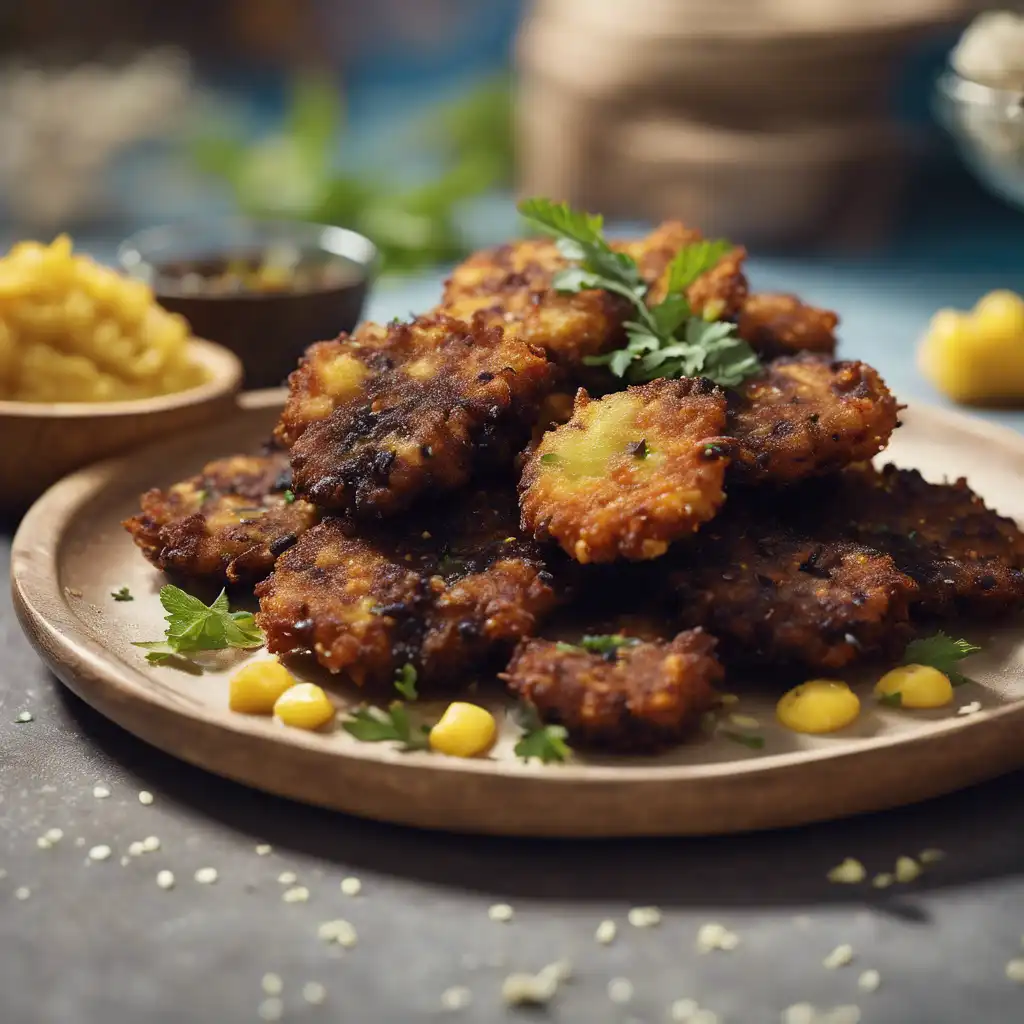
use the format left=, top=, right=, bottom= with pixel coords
left=736, top=293, right=839, bottom=359
left=503, top=629, right=722, bottom=752
left=816, top=464, right=1024, bottom=616
left=663, top=504, right=918, bottom=671
left=519, top=379, right=729, bottom=563
left=123, top=454, right=319, bottom=584
left=276, top=314, right=554, bottom=516
left=255, top=488, right=559, bottom=687
left=440, top=222, right=749, bottom=371
left=727, top=355, right=899, bottom=483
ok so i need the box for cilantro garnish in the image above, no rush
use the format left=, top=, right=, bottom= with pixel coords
left=111, top=586, right=134, bottom=602
left=283, top=489, right=296, bottom=504
left=133, top=585, right=264, bottom=665
left=514, top=706, right=572, bottom=764
left=720, top=730, right=765, bottom=751
left=342, top=702, right=430, bottom=751
left=394, top=663, right=419, bottom=700
left=903, top=631, right=981, bottom=686
left=517, top=197, right=761, bottom=388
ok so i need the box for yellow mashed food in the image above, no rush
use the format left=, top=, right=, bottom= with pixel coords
left=0, top=235, right=206, bottom=402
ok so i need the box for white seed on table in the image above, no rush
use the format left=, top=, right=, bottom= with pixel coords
left=282, top=886, right=309, bottom=904
left=257, top=997, right=283, bottom=1021
left=277, top=871, right=297, bottom=885
left=488, top=903, right=514, bottom=923
left=340, top=876, right=362, bottom=896
left=317, top=919, right=357, bottom=947
left=440, top=985, right=471, bottom=1011
left=255, top=844, right=273, bottom=856
left=607, top=977, right=634, bottom=1004
left=36, top=837, right=52, bottom=850
left=627, top=905, right=662, bottom=928
left=16, top=711, right=33, bottom=723
left=823, top=944, right=855, bottom=969
left=156, top=870, right=175, bottom=890
left=128, top=842, right=145, bottom=857
left=92, top=786, right=110, bottom=800
left=194, top=867, right=218, bottom=884
left=88, top=845, right=112, bottom=862
left=14, top=886, right=31, bottom=900
left=858, top=969, right=881, bottom=992
left=595, top=919, right=617, bottom=945
left=261, top=973, right=283, bottom=996
left=303, top=981, right=327, bottom=1005
left=138, top=791, right=154, bottom=806
left=141, top=836, right=160, bottom=853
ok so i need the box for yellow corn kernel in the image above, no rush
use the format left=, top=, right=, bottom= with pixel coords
left=776, top=679, right=861, bottom=734
left=273, top=682, right=336, bottom=730
left=972, top=289, right=1024, bottom=342
left=429, top=702, right=497, bottom=758
left=229, top=659, right=297, bottom=715
left=874, top=664, right=953, bottom=709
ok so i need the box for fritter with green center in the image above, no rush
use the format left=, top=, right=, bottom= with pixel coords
left=737, top=293, right=839, bottom=358
left=123, top=453, right=319, bottom=584
left=254, top=488, right=560, bottom=688
left=503, top=629, right=722, bottom=752
left=519, top=378, right=729, bottom=563
left=727, top=355, right=899, bottom=483
left=276, top=314, right=554, bottom=516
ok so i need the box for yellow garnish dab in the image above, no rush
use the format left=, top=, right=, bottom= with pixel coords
left=776, top=679, right=861, bottom=734
left=874, top=664, right=953, bottom=709
left=229, top=659, right=297, bottom=714
left=429, top=702, right=497, bottom=758
left=273, top=682, right=336, bottom=730
left=918, top=290, right=1024, bottom=403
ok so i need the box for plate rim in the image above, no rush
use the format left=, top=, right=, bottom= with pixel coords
left=11, top=394, right=1024, bottom=834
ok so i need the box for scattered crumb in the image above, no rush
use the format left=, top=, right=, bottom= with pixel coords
left=128, top=842, right=145, bottom=858
left=958, top=701, right=982, bottom=716
left=36, top=837, right=53, bottom=850
left=141, top=836, right=161, bottom=853
left=66, top=587, right=83, bottom=598
left=858, top=969, right=881, bottom=992
left=43, top=828, right=63, bottom=844
left=728, top=713, right=760, bottom=729
left=317, top=920, right=357, bottom=948
left=918, top=848, right=945, bottom=864
left=261, top=973, right=283, bottom=996
left=92, top=786, right=110, bottom=800
left=440, top=985, right=472, bottom=1011
left=696, top=922, right=739, bottom=953
left=88, top=845, right=112, bottom=862
left=15, top=711, right=34, bottom=723
left=14, top=886, right=31, bottom=901
left=282, top=886, right=309, bottom=904
left=501, top=963, right=568, bottom=1006
left=595, top=919, right=617, bottom=945
left=1006, top=958, right=1024, bottom=983
left=826, top=858, right=866, bottom=884
left=156, top=870, right=175, bottom=890
left=823, top=944, right=855, bottom=970
left=872, top=873, right=894, bottom=889
left=138, top=791, right=154, bottom=806
left=194, top=867, right=218, bottom=885
left=670, top=998, right=700, bottom=1021
left=277, top=871, right=298, bottom=885
left=895, top=856, right=921, bottom=883
left=340, top=876, right=362, bottom=897
left=257, top=997, right=283, bottom=1022
left=303, top=981, right=327, bottom=1006
left=607, top=978, right=634, bottom=1005
left=627, top=906, right=662, bottom=928
left=488, top=903, right=514, bottom=923
left=255, top=844, right=273, bottom=856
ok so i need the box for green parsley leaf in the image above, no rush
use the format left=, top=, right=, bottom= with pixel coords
left=513, top=705, right=572, bottom=764
left=720, top=730, right=765, bottom=750
left=342, top=702, right=431, bottom=751
left=579, top=634, right=640, bottom=656
left=394, top=663, right=419, bottom=700
left=903, top=631, right=981, bottom=686
left=539, top=453, right=560, bottom=465
left=879, top=691, right=903, bottom=707
left=665, top=239, right=733, bottom=294
left=111, top=586, right=133, bottom=602
left=554, top=641, right=581, bottom=653
left=283, top=489, right=296, bottom=504
left=132, top=585, right=265, bottom=665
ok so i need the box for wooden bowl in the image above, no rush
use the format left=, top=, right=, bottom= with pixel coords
left=0, top=338, right=242, bottom=518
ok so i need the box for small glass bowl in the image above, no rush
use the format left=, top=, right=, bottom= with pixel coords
left=118, top=218, right=378, bottom=390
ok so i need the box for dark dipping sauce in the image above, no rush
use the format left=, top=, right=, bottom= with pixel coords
left=153, top=248, right=370, bottom=390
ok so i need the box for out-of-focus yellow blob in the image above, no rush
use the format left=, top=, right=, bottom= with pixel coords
left=776, top=679, right=861, bottom=734
left=874, top=664, right=954, bottom=709
left=229, top=659, right=297, bottom=715
left=273, top=682, right=336, bottom=730
left=429, top=702, right=497, bottom=757
left=918, top=291, right=1024, bottom=404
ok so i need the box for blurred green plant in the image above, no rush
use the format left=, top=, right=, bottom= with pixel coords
left=190, top=73, right=513, bottom=273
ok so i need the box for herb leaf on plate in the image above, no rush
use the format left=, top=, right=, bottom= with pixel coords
left=514, top=705, right=572, bottom=764
left=903, top=631, right=981, bottom=686
left=342, top=703, right=430, bottom=751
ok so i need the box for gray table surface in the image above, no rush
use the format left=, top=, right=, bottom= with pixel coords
left=3, top=265, right=1024, bottom=1024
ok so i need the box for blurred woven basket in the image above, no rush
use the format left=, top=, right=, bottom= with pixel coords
left=516, top=0, right=986, bottom=247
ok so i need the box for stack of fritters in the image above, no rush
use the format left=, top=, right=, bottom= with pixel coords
left=125, top=220, right=1024, bottom=754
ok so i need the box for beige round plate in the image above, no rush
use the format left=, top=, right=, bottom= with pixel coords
left=11, top=391, right=1024, bottom=836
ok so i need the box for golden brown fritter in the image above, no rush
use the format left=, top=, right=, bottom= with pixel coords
left=123, top=454, right=319, bottom=584
left=519, top=379, right=729, bottom=563
left=727, top=355, right=899, bottom=483
left=440, top=222, right=748, bottom=372
left=276, top=314, right=554, bottom=517
left=503, top=630, right=722, bottom=752
left=663, top=506, right=918, bottom=671
left=813, top=464, right=1024, bottom=617
left=255, top=488, right=559, bottom=688
left=737, top=293, right=839, bottom=358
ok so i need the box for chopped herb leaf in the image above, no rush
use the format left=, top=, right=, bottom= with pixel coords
left=903, top=631, right=981, bottom=686
left=514, top=705, right=572, bottom=764
left=579, top=634, right=640, bottom=656
left=721, top=730, right=765, bottom=750
left=540, top=453, right=560, bottom=465
left=132, top=585, right=264, bottom=665
left=879, top=691, right=903, bottom=707
left=394, top=663, right=419, bottom=700
left=342, top=702, right=431, bottom=751
left=111, top=586, right=133, bottom=602
left=283, top=489, right=296, bottom=504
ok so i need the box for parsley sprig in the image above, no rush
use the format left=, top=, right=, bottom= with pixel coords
left=517, top=197, right=761, bottom=387
left=111, top=586, right=133, bottom=602
left=394, top=663, right=419, bottom=700
left=555, top=634, right=641, bottom=657
left=342, top=702, right=431, bottom=751
left=514, top=705, right=572, bottom=764
left=133, top=585, right=264, bottom=665
left=903, top=631, right=981, bottom=686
